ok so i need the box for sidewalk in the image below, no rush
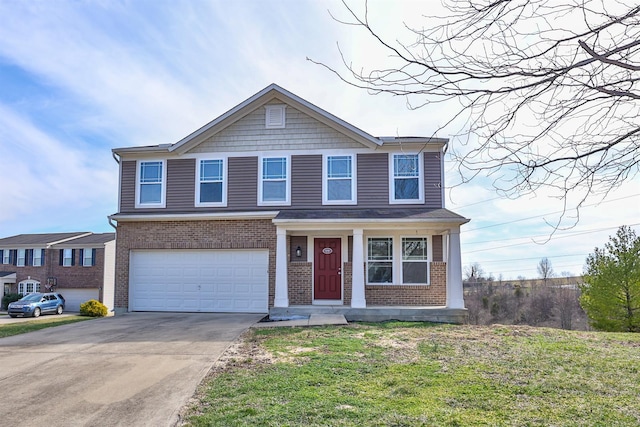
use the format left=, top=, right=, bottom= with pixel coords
left=252, top=314, right=348, bottom=328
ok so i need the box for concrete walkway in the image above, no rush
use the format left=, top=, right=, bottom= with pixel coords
left=252, top=313, right=348, bottom=328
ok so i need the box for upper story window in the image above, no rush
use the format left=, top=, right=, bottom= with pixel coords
left=323, top=155, right=356, bottom=204
left=32, top=249, right=43, bottom=267
left=389, top=153, right=424, bottom=204
left=61, top=249, right=74, bottom=267
left=259, top=156, right=290, bottom=205
left=81, top=248, right=95, bottom=267
left=265, top=105, right=286, bottom=129
left=136, top=160, right=166, bottom=208
left=17, top=249, right=26, bottom=267
left=1, top=249, right=10, bottom=264
left=196, top=159, right=226, bottom=206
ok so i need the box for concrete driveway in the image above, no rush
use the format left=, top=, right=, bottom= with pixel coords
left=0, top=312, right=263, bottom=426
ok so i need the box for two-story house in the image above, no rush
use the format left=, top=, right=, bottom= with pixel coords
left=0, top=232, right=115, bottom=312
left=110, top=84, right=469, bottom=322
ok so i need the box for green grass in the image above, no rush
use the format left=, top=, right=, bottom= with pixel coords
left=183, top=323, right=640, bottom=426
left=0, top=315, right=93, bottom=338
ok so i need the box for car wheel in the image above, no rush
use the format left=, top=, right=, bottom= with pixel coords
left=9, top=315, right=17, bottom=318
left=56, top=305, right=63, bottom=315
left=33, top=307, right=41, bottom=318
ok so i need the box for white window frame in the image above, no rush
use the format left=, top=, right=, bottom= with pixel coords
left=401, top=237, right=430, bottom=285
left=389, top=153, right=424, bottom=204
left=195, top=157, right=227, bottom=207
left=365, top=234, right=432, bottom=285
left=135, top=159, right=166, bottom=208
left=33, top=249, right=43, bottom=267
left=366, top=237, right=394, bottom=285
left=258, top=155, right=291, bottom=206
left=82, top=248, right=93, bottom=267
left=17, top=249, right=26, bottom=267
left=1, top=249, right=8, bottom=264
left=63, top=248, right=73, bottom=267
left=18, top=280, right=41, bottom=294
left=322, top=154, right=357, bottom=205
left=265, top=104, right=286, bottom=129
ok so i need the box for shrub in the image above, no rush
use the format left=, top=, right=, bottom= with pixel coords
left=2, top=293, right=22, bottom=310
left=80, top=299, right=108, bottom=317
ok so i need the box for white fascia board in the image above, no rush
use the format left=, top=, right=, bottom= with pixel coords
left=46, top=233, right=94, bottom=247
left=109, top=211, right=280, bottom=222
left=272, top=217, right=470, bottom=229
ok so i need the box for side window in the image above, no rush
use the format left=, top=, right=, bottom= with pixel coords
left=32, top=249, right=43, bottom=267
left=323, top=155, right=356, bottom=204
left=136, top=160, right=165, bottom=207
left=196, top=159, right=226, bottom=206
left=259, top=156, right=290, bottom=205
left=402, top=237, right=429, bottom=284
left=390, top=153, right=424, bottom=204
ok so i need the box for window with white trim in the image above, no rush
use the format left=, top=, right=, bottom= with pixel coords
left=197, top=159, right=226, bottom=206
left=323, top=155, right=356, bottom=204
left=259, top=156, right=289, bottom=205
left=137, top=160, right=165, bottom=207
left=2, top=249, right=10, bottom=264
left=402, top=237, right=429, bottom=284
left=18, top=280, right=41, bottom=294
left=265, top=105, right=286, bottom=129
left=33, top=249, right=43, bottom=267
left=390, top=153, right=423, bottom=203
left=367, top=238, right=393, bottom=284
left=82, top=248, right=94, bottom=267
left=63, top=248, right=73, bottom=267
left=17, top=249, right=26, bottom=267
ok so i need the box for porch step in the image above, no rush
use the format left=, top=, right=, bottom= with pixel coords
left=269, top=306, right=468, bottom=324
left=252, top=314, right=348, bottom=328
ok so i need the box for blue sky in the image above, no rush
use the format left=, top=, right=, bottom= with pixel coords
left=0, top=0, right=638, bottom=280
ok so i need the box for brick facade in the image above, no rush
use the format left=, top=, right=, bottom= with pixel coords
left=8, top=248, right=106, bottom=293
left=114, top=219, right=277, bottom=311
left=364, top=262, right=447, bottom=306
left=288, top=261, right=312, bottom=304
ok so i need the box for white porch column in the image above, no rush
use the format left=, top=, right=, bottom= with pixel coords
left=446, top=227, right=465, bottom=309
left=351, top=228, right=366, bottom=308
left=274, top=227, right=289, bottom=307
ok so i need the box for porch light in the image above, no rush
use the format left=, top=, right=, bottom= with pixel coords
left=296, top=246, right=302, bottom=258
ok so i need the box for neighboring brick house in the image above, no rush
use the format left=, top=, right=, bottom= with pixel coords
left=0, top=232, right=115, bottom=312
left=110, top=84, right=469, bottom=322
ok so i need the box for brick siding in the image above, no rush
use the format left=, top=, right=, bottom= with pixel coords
left=288, top=261, right=312, bottom=304
left=364, top=261, right=447, bottom=306
left=114, top=219, right=277, bottom=311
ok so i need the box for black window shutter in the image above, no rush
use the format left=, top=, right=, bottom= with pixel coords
left=79, top=249, right=84, bottom=266
left=11, top=249, right=17, bottom=265
left=59, top=249, right=64, bottom=266
left=71, top=249, right=75, bottom=266
left=41, top=249, right=46, bottom=265
left=0, top=250, right=3, bottom=263
left=92, top=249, right=97, bottom=266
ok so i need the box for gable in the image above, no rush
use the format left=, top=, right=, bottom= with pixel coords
left=186, top=101, right=367, bottom=154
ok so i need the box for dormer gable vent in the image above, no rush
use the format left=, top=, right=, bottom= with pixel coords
left=265, top=104, right=286, bottom=129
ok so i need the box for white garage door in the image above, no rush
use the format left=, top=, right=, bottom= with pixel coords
left=58, top=288, right=99, bottom=312
left=130, top=249, right=269, bottom=313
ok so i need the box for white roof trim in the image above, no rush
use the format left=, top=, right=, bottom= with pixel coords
left=109, top=211, right=280, bottom=222
left=169, top=84, right=382, bottom=154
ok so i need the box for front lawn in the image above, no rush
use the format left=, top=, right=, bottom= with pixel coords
left=0, top=315, right=93, bottom=338
left=182, top=322, right=640, bottom=426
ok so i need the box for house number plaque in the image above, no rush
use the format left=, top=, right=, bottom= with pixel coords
left=322, top=248, right=333, bottom=255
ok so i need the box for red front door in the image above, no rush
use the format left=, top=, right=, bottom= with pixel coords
left=314, top=238, right=342, bottom=300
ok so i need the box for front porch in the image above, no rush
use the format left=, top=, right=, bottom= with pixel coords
left=270, top=208, right=470, bottom=324
left=270, top=305, right=468, bottom=324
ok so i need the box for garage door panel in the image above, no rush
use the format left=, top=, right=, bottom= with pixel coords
left=130, top=249, right=268, bottom=313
